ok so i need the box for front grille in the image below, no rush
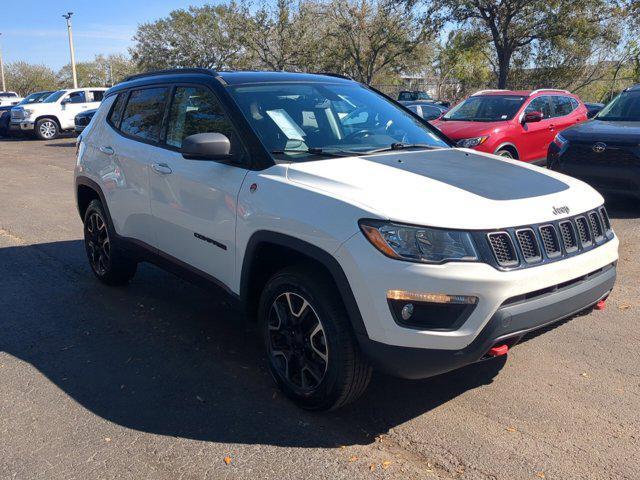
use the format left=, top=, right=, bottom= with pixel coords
left=575, top=216, right=592, bottom=247
left=488, top=232, right=518, bottom=267
left=558, top=221, right=578, bottom=253
left=588, top=212, right=604, bottom=241
left=539, top=225, right=561, bottom=258
left=483, top=207, right=612, bottom=270
left=10, top=109, right=23, bottom=120
left=599, top=206, right=611, bottom=231
left=75, top=117, right=90, bottom=127
left=516, top=229, right=541, bottom=263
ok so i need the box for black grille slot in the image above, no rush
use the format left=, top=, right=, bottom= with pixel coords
left=488, top=232, right=519, bottom=267
left=588, top=211, right=604, bottom=241
left=598, top=206, right=611, bottom=231
left=558, top=221, right=578, bottom=253
left=516, top=229, right=541, bottom=262
left=575, top=216, right=592, bottom=247
left=539, top=225, right=561, bottom=257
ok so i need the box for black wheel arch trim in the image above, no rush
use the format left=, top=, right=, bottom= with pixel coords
left=240, top=230, right=369, bottom=337
left=75, top=176, right=116, bottom=227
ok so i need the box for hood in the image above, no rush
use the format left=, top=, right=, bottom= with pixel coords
left=431, top=119, right=506, bottom=141
left=286, top=148, right=602, bottom=230
left=561, top=119, right=640, bottom=144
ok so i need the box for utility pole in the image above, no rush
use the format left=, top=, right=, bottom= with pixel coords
left=62, top=12, right=78, bottom=88
left=0, top=33, right=6, bottom=92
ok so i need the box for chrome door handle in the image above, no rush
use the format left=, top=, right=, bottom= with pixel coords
left=99, top=146, right=114, bottom=155
left=151, top=163, right=172, bottom=175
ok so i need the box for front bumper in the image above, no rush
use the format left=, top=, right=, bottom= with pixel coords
left=10, top=121, right=35, bottom=132
left=358, top=263, right=615, bottom=379
left=335, top=229, right=618, bottom=351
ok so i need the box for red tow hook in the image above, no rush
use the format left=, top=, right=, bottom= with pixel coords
left=487, top=344, right=509, bottom=357
left=595, top=300, right=607, bottom=311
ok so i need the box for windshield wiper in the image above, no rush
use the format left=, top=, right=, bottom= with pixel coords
left=359, top=143, right=439, bottom=155
left=270, top=147, right=355, bottom=157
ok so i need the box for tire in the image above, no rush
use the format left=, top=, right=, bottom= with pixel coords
left=34, top=118, right=59, bottom=140
left=495, top=149, right=514, bottom=159
left=83, top=199, right=137, bottom=285
left=259, top=265, right=372, bottom=410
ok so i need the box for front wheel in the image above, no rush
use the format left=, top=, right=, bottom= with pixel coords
left=495, top=149, right=515, bottom=159
left=34, top=118, right=59, bottom=140
left=83, top=199, right=137, bottom=285
left=259, top=265, right=372, bottom=410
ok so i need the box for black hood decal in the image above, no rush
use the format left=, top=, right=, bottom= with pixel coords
left=371, top=150, right=569, bottom=201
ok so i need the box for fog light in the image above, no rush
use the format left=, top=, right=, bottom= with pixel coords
left=401, top=303, right=414, bottom=320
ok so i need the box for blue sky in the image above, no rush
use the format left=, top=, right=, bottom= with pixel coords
left=0, top=0, right=217, bottom=70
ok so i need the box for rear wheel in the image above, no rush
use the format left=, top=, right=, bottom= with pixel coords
left=34, top=118, right=59, bottom=140
left=83, top=199, right=137, bottom=285
left=259, top=265, right=372, bottom=410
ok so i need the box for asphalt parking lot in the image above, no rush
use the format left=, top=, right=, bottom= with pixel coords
left=0, top=136, right=638, bottom=480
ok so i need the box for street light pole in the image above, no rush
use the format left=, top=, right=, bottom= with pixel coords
left=62, top=12, right=78, bottom=88
left=0, top=33, right=6, bottom=92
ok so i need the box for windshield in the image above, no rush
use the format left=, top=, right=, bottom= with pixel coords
left=41, top=90, right=67, bottom=103
left=228, top=82, right=449, bottom=159
left=18, top=92, right=53, bottom=105
left=596, top=91, right=640, bottom=121
left=443, top=95, right=526, bottom=122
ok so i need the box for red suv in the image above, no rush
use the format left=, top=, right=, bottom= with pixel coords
left=431, top=89, right=588, bottom=164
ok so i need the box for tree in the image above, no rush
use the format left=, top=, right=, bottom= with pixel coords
left=130, top=3, right=251, bottom=71
left=239, top=0, right=318, bottom=71
left=422, top=0, right=631, bottom=88
left=58, top=54, right=137, bottom=88
left=4, top=62, right=58, bottom=96
left=321, top=0, right=434, bottom=84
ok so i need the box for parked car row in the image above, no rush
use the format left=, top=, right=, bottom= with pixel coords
left=0, top=87, right=105, bottom=140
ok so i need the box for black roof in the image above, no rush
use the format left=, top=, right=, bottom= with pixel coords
left=110, top=69, right=354, bottom=96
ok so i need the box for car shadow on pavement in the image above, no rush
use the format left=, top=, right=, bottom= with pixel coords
left=0, top=239, right=505, bottom=448
left=603, top=195, right=639, bottom=219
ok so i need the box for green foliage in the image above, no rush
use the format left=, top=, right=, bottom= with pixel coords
left=4, top=62, right=58, bottom=96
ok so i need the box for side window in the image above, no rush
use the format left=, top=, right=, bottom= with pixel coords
left=525, top=96, right=552, bottom=119
left=552, top=96, right=575, bottom=117
left=120, top=87, right=169, bottom=143
left=569, top=97, right=579, bottom=110
left=165, top=86, right=238, bottom=150
left=66, top=91, right=86, bottom=104
left=89, top=90, right=105, bottom=102
left=108, top=93, right=127, bottom=128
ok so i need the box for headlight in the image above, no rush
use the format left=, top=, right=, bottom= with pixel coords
left=457, top=136, right=489, bottom=148
left=553, top=133, right=568, bottom=148
left=359, top=220, right=478, bottom=264
left=22, top=109, right=34, bottom=118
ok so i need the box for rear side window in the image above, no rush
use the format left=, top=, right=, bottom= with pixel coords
left=89, top=90, right=105, bottom=102
left=165, top=86, right=238, bottom=150
left=120, top=87, right=169, bottom=143
left=525, top=96, right=552, bottom=119
left=108, top=93, right=127, bottom=128
left=66, top=91, right=86, bottom=104
left=552, top=96, right=576, bottom=117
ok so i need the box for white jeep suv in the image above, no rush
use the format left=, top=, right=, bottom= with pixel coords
left=11, top=87, right=106, bottom=139
left=74, top=69, right=618, bottom=410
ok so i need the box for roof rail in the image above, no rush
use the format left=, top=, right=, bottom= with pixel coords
left=123, top=68, right=217, bottom=82
left=314, top=72, right=352, bottom=80
left=529, top=88, right=570, bottom=95
left=471, top=89, right=510, bottom=96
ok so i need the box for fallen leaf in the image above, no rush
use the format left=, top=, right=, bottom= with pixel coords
left=223, top=456, right=232, bottom=465
left=619, top=304, right=631, bottom=310
left=369, top=463, right=376, bottom=471
left=349, top=456, right=358, bottom=462
left=104, top=437, right=111, bottom=443
left=580, top=372, right=589, bottom=378
left=506, top=426, right=517, bottom=433
left=536, top=472, right=545, bottom=478
left=382, top=460, right=392, bottom=469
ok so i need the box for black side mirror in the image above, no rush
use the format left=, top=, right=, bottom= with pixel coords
left=181, top=132, right=232, bottom=161
left=523, top=111, right=544, bottom=123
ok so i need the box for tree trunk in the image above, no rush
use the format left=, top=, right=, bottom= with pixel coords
left=496, top=48, right=511, bottom=89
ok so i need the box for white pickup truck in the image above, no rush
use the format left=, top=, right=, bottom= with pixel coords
left=10, top=87, right=106, bottom=139
left=0, top=91, right=23, bottom=106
